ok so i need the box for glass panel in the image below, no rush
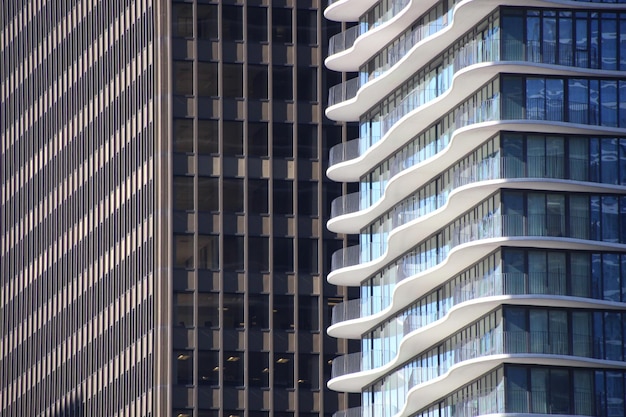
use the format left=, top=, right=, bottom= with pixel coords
left=549, top=369, right=570, bottom=414
left=530, top=368, right=548, bottom=413
left=506, top=366, right=529, bottom=413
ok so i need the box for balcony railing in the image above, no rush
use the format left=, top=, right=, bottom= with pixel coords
left=340, top=329, right=600, bottom=404
left=331, top=349, right=393, bottom=379
left=331, top=296, right=391, bottom=325
left=327, top=0, right=411, bottom=57
left=328, top=77, right=362, bottom=107
left=327, top=36, right=602, bottom=168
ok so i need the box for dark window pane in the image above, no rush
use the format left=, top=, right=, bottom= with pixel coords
left=273, top=123, right=293, bottom=158
left=248, top=6, right=268, bottom=42
left=223, top=235, right=244, bottom=271
left=223, top=6, right=243, bottom=41
left=174, top=61, right=193, bottom=95
left=248, top=122, right=268, bottom=157
left=298, top=124, right=317, bottom=159
left=198, top=235, right=219, bottom=270
left=298, top=354, right=319, bottom=389
left=174, top=350, right=194, bottom=384
left=273, top=66, right=293, bottom=100
left=174, top=234, right=194, bottom=269
left=273, top=295, right=294, bottom=330
left=172, top=3, right=193, bottom=37
left=223, top=63, right=243, bottom=98
left=198, top=351, right=219, bottom=385
left=298, top=296, right=318, bottom=331
left=297, top=10, right=317, bottom=45
left=248, top=179, right=269, bottom=214
left=248, top=64, right=268, bottom=99
left=298, top=181, right=317, bottom=216
left=173, top=118, right=194, bottom=153
left=298, top=238, right=318, bottom=273
left=224, top=121, right=244, bottom=156
left=297, top=67, right=317, bottom=102
left=198, top=62, right=218, bottom=96
left=198, top=120, right=219, bottom=154
left=249, top=352, right=270, bottom=387
left=198, top=293, right=219, bottom=328
left=174, top=292, right=194, bottom=327
left=198, top=177, right=219, bottom=212
left=272, top=8, right=292, bottom=43
left=223, top=294, right=244, bottom=329
left=274, top=353, right=294, bottom=387
left=248, top=294, right=269, bottom=329
left=273, top=237, right=294, bottom=272
left=198, top=5, right=218, bottom=40
left=249, top=237, right=270, bottom=271
left=273, top=180, right=293, bottom=215
left=223, top=351, right=244, bottom=386
left=174, top=176, right=194, bottom=211
left=223, top=178, right=244, bottom=212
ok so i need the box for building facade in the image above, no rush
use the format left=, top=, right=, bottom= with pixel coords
left=1, top=1, right=350, bottom=416
left=324, top=0, right=626, bottom=416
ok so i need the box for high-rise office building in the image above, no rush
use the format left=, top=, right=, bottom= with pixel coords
left=1, top=1, right=352, bottom=416
left=324, top=0, right=626, bottom=416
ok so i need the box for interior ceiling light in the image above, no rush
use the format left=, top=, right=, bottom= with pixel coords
left=227, top=356, right=240, bottom=362
left=276, top=358, right=290, bottom=364
left=177, top=354, right=190, bottom=360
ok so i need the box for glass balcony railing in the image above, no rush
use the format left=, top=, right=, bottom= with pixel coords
left=331, top=296, right=391, bottom=325
left=350, top=269, right=595, bottom=369
left=327, top=36, right=601, bottom=167
left=332, top=210, right=597, bottom=276
left=331, top=349, right=395, bottom=379
left=344, top=327, right=603, bottom=410
left=328, top=0, right=411, bottom=57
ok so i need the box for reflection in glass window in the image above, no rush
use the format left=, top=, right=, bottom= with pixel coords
left=174, top=234, right=194, bottom=268
left=174, top=177, right=194, bottom=211
left=248, top=179, right=269, bottom=214
left=173, top=118, right=194, bottom=153
left=198, top=120, right=219, bottom=154
left=197, top=235, right=219, bottom=270
left=198, top=177, right=218, bottom=212
left=248, top=6, right=268, bottom=42
left=174, top=293, right=194, bottom=327
left=272, top=8, right=292, bottom=43
left=198, top=62, right=218, bottom=97
left=223, top=235, right=244, bottom=271
left=248, top=122, right=268, bottom=157
left=223, top=178, right=244, bottom=213
left=198, top=5, right=218, bottom=40
left=174, top=61, right=193, bottom=95
left=273, top=295, right=294, bottom=330
left=222, top=6, right=243, bottom=41
left=223, top=64, right=243, bottom=98
left=172, top=3, right=193, bottom=38
left=223, top=294, right=244, bottom=329
left=198, top=293, right=219, bottom=327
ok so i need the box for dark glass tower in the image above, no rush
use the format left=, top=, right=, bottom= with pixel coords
left=1, top=1, right=351, bottom=416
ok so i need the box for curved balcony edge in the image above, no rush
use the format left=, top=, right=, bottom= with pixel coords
left=327, top=62, right=626, bottom=179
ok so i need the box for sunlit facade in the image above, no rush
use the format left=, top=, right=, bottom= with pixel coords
left=324, top=0, right=626, bottom=416
left=1, top=1, right=349, bottom=416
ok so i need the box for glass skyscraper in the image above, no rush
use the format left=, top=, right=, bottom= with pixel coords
left=1, top=1, right=352, bottom=416
left=324, top=0, right=626, bottom=416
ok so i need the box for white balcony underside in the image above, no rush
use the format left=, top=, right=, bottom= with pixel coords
left=400, top=356, right=625, bottom=417
left=327, top=296, right=626, bottom=393
left=327, top=63, right=626, bottom=181
left=327, top=132, right=626, bottom=235
left=324, top=0, right=379, bottom=22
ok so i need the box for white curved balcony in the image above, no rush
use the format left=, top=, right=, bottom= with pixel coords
left=331, top=296, right=391, bottom=325
left=329, top=268, right=621, bottom=338
left=329, top=152, right=626, bottom=235
left=327, top=63, right=626, bottom=184
left=329, top=211, right=626, bottom=287
left=329, top=328, right=626, bottom=394
left=325, top=0, right=380, bottom=23
left=328, top=273, right=626, bottom=376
